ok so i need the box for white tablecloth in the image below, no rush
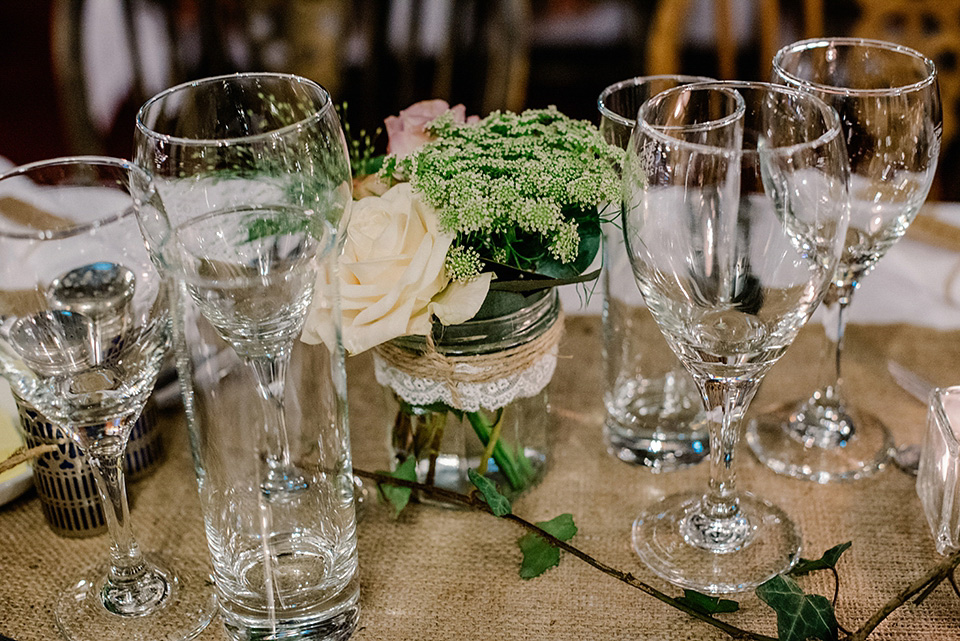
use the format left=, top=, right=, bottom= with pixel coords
left=562, top=204, right=960, bottom=330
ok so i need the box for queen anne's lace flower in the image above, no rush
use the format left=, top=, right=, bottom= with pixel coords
left=382, top=106, right=622, bottom=280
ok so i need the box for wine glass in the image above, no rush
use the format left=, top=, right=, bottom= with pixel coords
left=134, top=75, right=360, bottom=636
left=598, top=75, right=710, bottom=470
left=623, top=82, right=850, bottom=592
left=0, top=157, right=215, bottom=640
left=134, top=73, right=352, bottom=500
left=746, top=38, right=942, bottom=482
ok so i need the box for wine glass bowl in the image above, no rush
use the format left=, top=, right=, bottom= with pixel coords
left=0, top=157, right=215, bottom=640
left=747, top=38, right=942, bottom=483
left=623, top=82, right=850, bottom=592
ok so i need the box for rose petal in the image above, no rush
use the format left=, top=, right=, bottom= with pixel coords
left=428, top=272, right=493, bottom=326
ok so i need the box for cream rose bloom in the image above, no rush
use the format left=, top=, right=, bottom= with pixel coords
left=302, top=182, right=492, bottom=354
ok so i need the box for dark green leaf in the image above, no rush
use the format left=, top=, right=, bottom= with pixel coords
left=535, top=219, right=601, bottom=280
left=376, top=458, right=417, bottom=518
left=467, top=469, right=512, bottom=516
left=756, top=575, right=838, bottom=641
left=518, top=513, right=577, bottom=579
left=677, top=589, right=740, bottom=615
left=789, top=542, right=853, bottom=577
left=488, top=269, right=601, bottom=292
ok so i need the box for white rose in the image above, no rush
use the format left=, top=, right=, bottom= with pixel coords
left=302, top=182, right=491, bottom=354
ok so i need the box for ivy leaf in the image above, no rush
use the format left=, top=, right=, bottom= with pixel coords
left=756, top=575, right=838, bottom=641
left=677, top=589, right=740, bottom=615
left=788, top=542, right=853, bottom=577
left=376, top=458, right=417, bottom=518
left=517, top=513, right=577, bottom=579
left=467, top=469, right=512, bottom=516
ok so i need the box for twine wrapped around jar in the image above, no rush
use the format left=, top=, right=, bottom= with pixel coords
left=373, top=309, right=564, bottom=413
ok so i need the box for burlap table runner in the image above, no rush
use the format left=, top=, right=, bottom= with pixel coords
left=2, top=316, right=959, bottom=640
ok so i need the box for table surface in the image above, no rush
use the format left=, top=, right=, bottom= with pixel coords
left=2, top=211, right=960, bottom=640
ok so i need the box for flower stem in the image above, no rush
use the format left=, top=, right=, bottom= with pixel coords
left=425, top=411, right=448, bottom=486
left=476, top=410, right=505, bottom=477
left=466, top=409, right=525, bottom=490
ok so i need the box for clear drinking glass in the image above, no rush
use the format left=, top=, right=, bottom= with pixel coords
left=598, top=75, right=709, bottom=470
left=747, top=38, right=943, bottom=482
left=134, top=74, right=359, bottom=639
left=917, top=386, right=960, bottom=555
left=623, top=82, right=850, bottom=592
left=0, top=157, right=215, bottom=640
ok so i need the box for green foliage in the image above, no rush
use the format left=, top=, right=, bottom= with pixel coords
left=756, top=575, right=838, bottom=641
left=245, top=211, right=314, bottom=243
left=676, top=590, right=740, bottom=615
left=337, top=101, right=384, bottom=178
left=517, top=513, right=577, bottom=579
left=382, top=107, right=621, bottom=281
left=376, top=458, right=418, bottom=518
left=789, top=542, right=853, bottom=577
left=468, top=469, right=512, bottom=516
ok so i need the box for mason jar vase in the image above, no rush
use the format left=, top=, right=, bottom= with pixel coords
left=375, top=289, right=561, bottom=498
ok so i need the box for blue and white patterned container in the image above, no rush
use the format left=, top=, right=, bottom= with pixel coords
left=18, top=397, right=164, bottom=537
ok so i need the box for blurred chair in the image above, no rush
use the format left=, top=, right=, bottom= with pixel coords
left=646, top=0, right=782, bottom=80
left=344, top=0, right=530, bottom=132
left=50, top=0, right=530, bottom=157
left=820, top=0, right=960, bottom=157
left=646, top=0, right=960, bottom=197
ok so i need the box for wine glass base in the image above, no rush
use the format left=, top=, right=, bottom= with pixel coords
left=745, top=402, right=892, bottom=483
left=631, top=492, right=801, bottom=594
left=55, top=556, right=217, bottom=641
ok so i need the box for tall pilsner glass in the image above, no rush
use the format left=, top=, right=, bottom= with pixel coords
left=0, top=158, right=215, bottom=640
left=624, top=83, right=849, bottom=592
left=597, top=75, right=710, bottom=470
left=134, top=74, right=359, bottom=639
left=747, top=38, right=942, bottom=482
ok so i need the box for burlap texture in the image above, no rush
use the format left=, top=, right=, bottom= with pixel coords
left=2, top=316, right=959, bottom=640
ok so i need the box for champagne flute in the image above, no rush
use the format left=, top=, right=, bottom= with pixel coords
left=134, top=73, right=352, bottom=499
left=623, top=82, right=850, bottom=592
left=0, top=157, right=215, bottom=640
left=747, top=38, right=942, bottom=482
left=598, top=75, right=710, bottom=470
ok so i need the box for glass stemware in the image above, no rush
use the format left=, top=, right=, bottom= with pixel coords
left=747, top=38, right=942, bottom=482
left=623, top=82, right=850, bottom=592
left=134, top=73, right=352, bottom=500
left=597, top=75, right=710, bottom=470
left=0, top=158, right=215, bottom=640
left=134, top=74, right=359, bottom=638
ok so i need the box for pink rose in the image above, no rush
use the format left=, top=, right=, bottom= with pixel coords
left=384, top=99, right=479, bottom=158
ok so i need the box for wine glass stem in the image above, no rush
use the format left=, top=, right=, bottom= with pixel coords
left=83, top=415, right=168, bottom=615
left=816, top=290, right=854, bottom=404
left=249, top=349, right=306, bottom=495
left=699, top=377, right=761, bottom=518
